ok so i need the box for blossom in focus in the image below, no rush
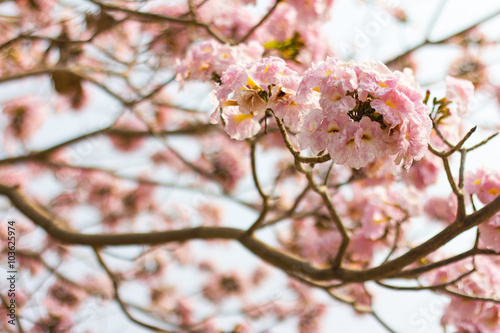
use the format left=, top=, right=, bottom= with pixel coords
left=298, top=58, right=431, bottom=169
left=213, top=57, right=305, bottom=138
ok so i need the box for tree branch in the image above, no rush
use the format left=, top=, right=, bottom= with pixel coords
left=1, top=183, right=499, bottom=283
left=93, top=248, right=174, bottom=332
left=385, top=8, right=500, bottom=66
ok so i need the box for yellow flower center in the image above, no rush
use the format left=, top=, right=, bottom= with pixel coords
left=385, top=99, right=397, bottom=109
left=233, top=114, right=253, bottom=124
left=487, top=188, right=500, bottom=196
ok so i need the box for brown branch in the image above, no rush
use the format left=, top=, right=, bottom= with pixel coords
left=431, top=123, right=454, bottom=149
left=89, top=0, right=227, bottom=44
left=0, top=68, right=55, bottom=84
left=245, top=140, right=270, bottom=235
left=441, top=288, right=500, bottom=303
left=274, top=116, right=350, bottom=268
left=444, top=126, right=476, bottom=157
left=389, top=249, right=498, bottom=279
left=429, top=143, right=461, bottom=198
left=2, top=183, right=500, bottom=283
left=385, top=8, right=500, bottom=66
left=274, top=116, right=331, bottom=164
left=235, top=0, right=282, bottom=44
left=465, top=132, right=499, bottom=152
left=0, top=124, right=217, bottom=166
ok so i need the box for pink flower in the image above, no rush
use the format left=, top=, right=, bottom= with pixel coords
left=211, top=106, right=261, bottom=140
left=215, top=57, right=302, bottom=139
left=466, top=168, right=500, bottom=204
left=478, top=216, right=500, bottom=251
left=296, top=107, right=327, bottom=154
left=446, top=76, right=474, bottom=116
left=123, top=183, right=155, bottom=215
left=424, top=195, right=458, bottom=225
left=434, top=257, right=500, bottom=332
left=197, top=0, right=258, bottom=40
left=257, top=2, right=297, bottom=42
left=176, top=298, right=193, bottom=326
left=280, top=218, right=342, bottom=265
left=203, top=271, right=247, bottom=303
left=234, top=87, right=268, bottom=116
left=176, top=40, right=263, bottom=85
left=336, top=284, right=372, bottom=312
left=297, top=58, right=431, bottom=169
left=287, top=0, right=334, bottom=23
left=197, top=202, right=223, bottom=226
left=402, top=152, right=441, bottom=190
left=3, top=96, right=47, bottom=141
left=327, top=117, right=388, bottom=169
left=0, top=165, right=27, bottom=188
left=45, top=280, right=86, bottom=311
left=269, top=85, right=310, bottom=132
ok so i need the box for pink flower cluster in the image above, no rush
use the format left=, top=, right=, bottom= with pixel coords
left=211, top=56, right=308, bottom=139
left=466, top=168, right=500, bottom=251
left=297, top=58, right=431, bottom=169
left=426, top=257, right=500, bottom=332
left=176, top=40, right=263, bottom=85
left=212, top=56, right=432, bottom=169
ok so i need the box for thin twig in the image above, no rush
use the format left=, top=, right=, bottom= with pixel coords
left=245, top=140, right=270, bottom=235
left=274, top=116, right=349, bottom=268
left=465, top=132, right=499, bottom=152
left=93, top=248, right=174, bottom=332
left=386, top=8, right=500, bottom=66
left=443, top=126, right=476, bottom=157
left=442, top=288, right=500, bottom=303
left=377, top=267, right=475, bottom=291
left=88, top=0, right=228, bottom=43
left=236, top=0, right=282, bottom=44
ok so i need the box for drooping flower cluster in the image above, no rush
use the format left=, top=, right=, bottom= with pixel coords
left=297, top=58, right=432, bottom=169
left=211, top=56, right=309, bottom=139
left=212, top=56, right=432, bottom=169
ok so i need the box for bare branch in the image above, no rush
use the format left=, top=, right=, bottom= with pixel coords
left=385, top=8, right=500, bottom=66
left=93, top=249, right=174, bottom=332
left=236, top=0, right=282, bottom=44
left=465, top=132, right=499, bottom=152
left=245, top=139, right=270, bottom=235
